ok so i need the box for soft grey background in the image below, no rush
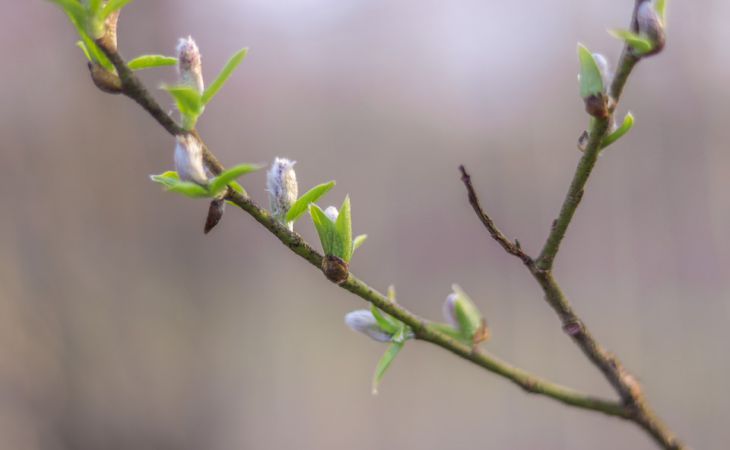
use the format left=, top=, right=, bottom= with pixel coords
left=1, top=1, right=728, bottom=449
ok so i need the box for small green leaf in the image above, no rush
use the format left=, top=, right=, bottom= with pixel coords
left=577, top=43, right=604, bottom=98
left=88, top=0, right=103, bottom=15
left=229, top=181, right=246, bottom=196
left=208, top=163, right=262, bottom=196
left=372, top=341, right=404, bottom=395
left=150, top=171, right=209, bottom=198
left=609, top=29, right=654, bottom=54
left=656, top=0, right=667, bottom=23
left=162, top=85, right=203, bottom=129
left=370, top=304, right=399, bottom=335
left=285, top=181, right=336, bottom=223
left=150, top=171, right=180, bottom=188
left=335, top=196, right=353, bottom=262
left=128, top=54, right=177, bottom=71
left=452, top=284, right=483, bottom=340
left=101, top=0, right=133, bottom=20
left=166, top=181, right=210, bottom=198
left=601, top=112, right=635, bottom=150
left=201, top=48, right=248, bottom=105
left=353, top=234, right=367, bottom=252
left=309, top=204, right=338, bottom=255
left=76, top=40, right=92, bottom=62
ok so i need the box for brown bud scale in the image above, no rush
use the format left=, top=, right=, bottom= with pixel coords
left=322, top=255, right=349, bottom=284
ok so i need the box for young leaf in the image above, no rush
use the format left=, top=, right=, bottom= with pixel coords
left=285, top=181, right=336, bottom=223
left=372, top=341, right=404, bottom=395
left=166, top=181, right=210, bottom=198
left=353, top=234, right=367, bottom=252
left=101, top=0, right=133, bottom=20
left=609, top=29, right=653, bottom=54
left=76, top=40, right=92, bottom=62
left=162, top=85, right=203, bottom=129
left=601, top=112, right=635, bottom=150
left=577, top=43, right=604, bottom=98
left=370, top=304, right=399, bottom=335
left=201, top=48, right=248, bottom=105
left=335, top=196, right=353, bottom=262
left=431, top=323, right=473, bottom=345
left=88, top=0, right=103, bottom=15
left=207, top=163, right=262, bottom=196
left=309, top=204, right=339, bottom=255
left=150, top=171, right=180, bottom=188
left=128, top=55, right=177, bottom=71
left=452, top=285, right=484, bottom=340
left=656, top=0, right=667, bottom=23
left=229, top=181, right=246, bottom=196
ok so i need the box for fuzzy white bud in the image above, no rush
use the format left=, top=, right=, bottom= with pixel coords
left=344, top=310, right=392, bottom=342
left=324, top=206, right=339, bottom=222
left=174, top=134, right=208, bottom=186
left=266, top=157, right=298, bottom=229
left=636, top=1, right=665, bottom=53
left=177, top=36, right=204, bottom=93
left=442, top=293, right=460, bottom=329
left=592, top=53, right=612, bottom=91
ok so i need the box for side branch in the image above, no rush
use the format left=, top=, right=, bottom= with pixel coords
left=458, top=165, right=532, bottom=265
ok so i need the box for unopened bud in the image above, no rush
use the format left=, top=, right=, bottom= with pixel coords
left=88, top=62, right=122, bottom=94
left=592, top=53, right=612, bottom=90
left=266, top=157, right=298, bottom=230
left=324, top=206, right=339, bottom=222
left=174, top=134, right=208, bottom=186
left=204, top=198, right=226, bottom=234
left=636, top=1, right=665, bottom=55
left=442, top=285, right=490, bottom=345
left=344, top=310, right=393, bottom=342
left=322, top=255, right=349, bottom=284
left=177, top=36, right=204, bottom=92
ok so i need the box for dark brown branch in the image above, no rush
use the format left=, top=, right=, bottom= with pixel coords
left=458, top=165, right=532, bottom=265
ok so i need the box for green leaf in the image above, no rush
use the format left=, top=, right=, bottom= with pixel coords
left=372, top=341, right=404, bottom=395
left=208, top=164, right=262, bottom=196
left=101, top=0, right=133, bottom=20
left=128, top=54, right=177, bottom=71
left=150, top=171, right=209, bottom=198
left=335, top=196, right=353, bottom=262
left=577, top=43, right=604, bottom=98
left=201, top=48, right=248, bottom=105
left=229, top=181, right=246, bottom=196
left=285, top=181, right=335, bottom=223
left=370, top=304, right=399, bottom=335
left=309, top=204, right=338, bottom=255
left=452, top=284, right=483, bottom=340
left=76, top=40, right=92, bottom=62
left=609, top=29, right=654, bottom=55
left=166, top=181, right=210, bottom=198
left=88, top=0, right=103, bottom=15
left=353, top=234, right=367, bottom=252
left=656, top=0, right=667, bottom=23
left=149, top=171, right=180, bottom=188
left=601, top=112, right=635, bottom=150
left=162, top=85, right=203, bottom=129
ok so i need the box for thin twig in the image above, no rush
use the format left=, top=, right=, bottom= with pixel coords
left=459, top=165, right=532, bottom=265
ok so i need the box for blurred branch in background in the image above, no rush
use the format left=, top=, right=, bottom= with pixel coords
left=43, top=0, right=685, bottom=449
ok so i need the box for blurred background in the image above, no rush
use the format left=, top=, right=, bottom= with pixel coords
left=1, top=1, right=728, bottom=449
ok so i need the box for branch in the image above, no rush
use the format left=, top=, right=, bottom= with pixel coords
left=91, top=37, right=632, bottom=421
left=459, top=1, right=685, bottom=449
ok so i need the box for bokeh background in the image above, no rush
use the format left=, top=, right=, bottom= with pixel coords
left=1, top=1, right=728, bottom=449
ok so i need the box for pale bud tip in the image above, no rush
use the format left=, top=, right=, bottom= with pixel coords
left=324, top=206, right=339, bottom=222
left=344, top=310, right=392, bottom=343
left=177, top=36, right=204, bottom=92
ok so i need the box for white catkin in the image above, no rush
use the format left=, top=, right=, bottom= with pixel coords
left=174, top=134, right=208, bottom=186
left=177, top=36, right=204, bottom=93
left=266, top=158, right=298, bottom=229
left=344, top=310, right=392, bottom=342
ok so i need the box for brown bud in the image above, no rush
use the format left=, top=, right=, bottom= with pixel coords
left=322, top=255, right=349, bottom=284
left=88, top=62, right=122, bottom=94
left=204, top=198, right=226, bottom=234
left=583, top=93, right=609, bottom=119
left=472, top=319, right=490, bottom=346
